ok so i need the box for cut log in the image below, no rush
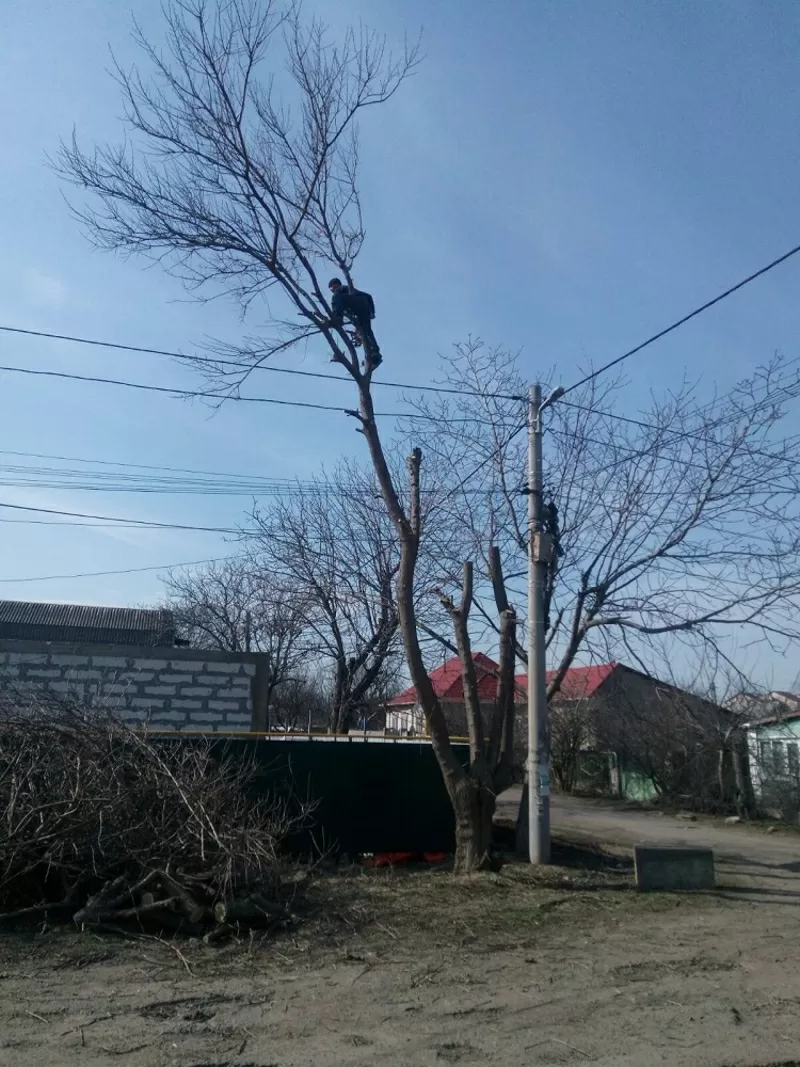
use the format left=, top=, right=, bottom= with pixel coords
left=203, top=922, right=234, bottom=944
left=155, top=870, right=207, bottom=923
left=213, top=896, right=288, bottom=926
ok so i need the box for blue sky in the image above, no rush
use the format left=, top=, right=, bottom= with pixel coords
left=2, top=0, right=800, bottom=685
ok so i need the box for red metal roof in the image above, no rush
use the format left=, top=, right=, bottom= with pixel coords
left=389, top=655, right=618, bottom=706
left=389, top=652, right=502, bottom=706
left=517, top=662, right=618, bottom=701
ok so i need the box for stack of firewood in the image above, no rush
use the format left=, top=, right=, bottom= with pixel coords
left=71, top=869, right=301, bottom=941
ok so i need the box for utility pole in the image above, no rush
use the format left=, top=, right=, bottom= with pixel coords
left=527, top=382, right=564, bottom=864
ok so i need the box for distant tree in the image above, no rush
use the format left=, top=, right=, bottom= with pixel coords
left=246, top=460, right=402, bottom=734
left=269, top=673, right=329, bottom=732
left=164, top=557, right=306, bottom=725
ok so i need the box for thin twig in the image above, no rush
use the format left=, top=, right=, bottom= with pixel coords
left=154, top=935, right=194, bottom=977
left=552, top=1037, right=591, bottom=1057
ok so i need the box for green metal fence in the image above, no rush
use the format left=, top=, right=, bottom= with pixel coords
left=159, top=733, right=467, bottom=856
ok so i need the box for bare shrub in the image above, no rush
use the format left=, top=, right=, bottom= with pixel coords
left=0, top=702, right=311, bottom=938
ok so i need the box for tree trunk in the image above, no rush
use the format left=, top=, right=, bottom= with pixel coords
left=717, top=747, right=728, bottom=807
left=732, top=735, right=756, bottom=817
left=356, top=428, right=507, bottom=873
left=450, top=774, right=495, bottom=873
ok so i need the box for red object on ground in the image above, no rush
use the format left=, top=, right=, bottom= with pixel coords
left=359, top=851, right=449, bottom=868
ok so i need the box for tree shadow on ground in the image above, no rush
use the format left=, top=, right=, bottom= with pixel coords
left=551, top=839, right=633, bottom=873
left=493, top=824, right=633, bottom=876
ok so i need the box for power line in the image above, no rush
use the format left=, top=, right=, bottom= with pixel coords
left=0, top=362, right=510, bottom=427
left=0, top=456, right=518, bottom=499
left=562, top=240, right=800, bottom=396
left=0, top=324, right=524, bottom=402
left=0, top=500, right=241, bottom=533
left=0, top=555, right=237, bottom=584
left=432, top=419, right=528, bottom=509
left=0, top=363, right=380, bottom=416
left=558, top=375, right=800, bottom=469
left=0, top=447, right=319, bottom=483
left=0, top=517, right=231, bottom=528
left=561, top=375, right=800, bottom=441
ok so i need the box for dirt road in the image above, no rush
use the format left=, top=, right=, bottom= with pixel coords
left=1, top=795, right=800, bottom=1067
left=498, top=788, right=800, bottom=906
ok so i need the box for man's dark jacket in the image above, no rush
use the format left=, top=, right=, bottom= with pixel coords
left=331, top=286, right=375, bottom=324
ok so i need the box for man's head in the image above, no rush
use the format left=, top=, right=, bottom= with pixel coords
left=328, top=277, right=343, bottom=294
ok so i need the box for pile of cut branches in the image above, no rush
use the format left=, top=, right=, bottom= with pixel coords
left=0, top=701, right=312, bottom=940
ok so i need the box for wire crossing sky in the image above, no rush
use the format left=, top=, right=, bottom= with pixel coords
left=2, top=0, right=800, bottom=689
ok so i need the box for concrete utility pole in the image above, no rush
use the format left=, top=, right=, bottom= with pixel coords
left=527, top=383, right=564, bottom=865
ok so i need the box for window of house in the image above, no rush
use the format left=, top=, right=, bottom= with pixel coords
left=759, top=740, right=771, bottom=770
left=788, top=742, right=799, bottom=778
left=772, top=742, right=786, bottom=776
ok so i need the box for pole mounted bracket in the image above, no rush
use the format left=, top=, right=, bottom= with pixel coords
left=532, top=532, right=553, bottom=564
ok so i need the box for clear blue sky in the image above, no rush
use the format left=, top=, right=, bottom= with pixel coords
left=2, top=0, right=800, bottom=685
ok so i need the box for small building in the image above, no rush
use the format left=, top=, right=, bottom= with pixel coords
left=385, top=652, right=506, bottom=736
left=0, top=600, right=177, bottom=647
left=386, top=653, right=732, bottom=802
left=0, top=599, right=266, bottom=734
left=744, top=693, right=800, bottom=820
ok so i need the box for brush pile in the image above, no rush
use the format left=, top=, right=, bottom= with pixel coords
left=0, top=701, right=310, bottom=941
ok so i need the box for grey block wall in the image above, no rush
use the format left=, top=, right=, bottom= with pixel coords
left=0, top=640, right=268, bottom=731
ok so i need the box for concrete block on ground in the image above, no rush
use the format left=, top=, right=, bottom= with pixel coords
left=634, top=845, right=715, bottom=891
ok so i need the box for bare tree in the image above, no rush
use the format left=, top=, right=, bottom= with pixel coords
left=268, top=673, right=329, bottom=732
left=57, top=0, right=525, bottom=870
left=548, top=701, right=592, bottom=794
left=408, top=341, right=800, bottom=695
left=246, top=460, right=403, bottom=733
left=164, top=556, right=307, bottom=725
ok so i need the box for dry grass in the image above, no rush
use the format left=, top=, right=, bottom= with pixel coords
left=278, top=841, right=697, bottom=966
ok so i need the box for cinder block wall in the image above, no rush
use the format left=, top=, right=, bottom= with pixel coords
left=0, top=640, right=267, bottom=731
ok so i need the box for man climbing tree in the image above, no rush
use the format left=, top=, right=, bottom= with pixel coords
left=328, top=278, right=382, bottom=366
left=56, top=0, right=515, bottom=871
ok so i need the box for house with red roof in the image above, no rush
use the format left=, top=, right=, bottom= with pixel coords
left=386, top=654, right=625, bottom=737
left=387, top=653, right=731, bottom=801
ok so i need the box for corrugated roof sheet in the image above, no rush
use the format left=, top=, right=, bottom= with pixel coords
left=516, top=662, right=619, bottom=701
left=389, top=655, right=619, bottom=707
left=0, top=601, right=175, bottom=647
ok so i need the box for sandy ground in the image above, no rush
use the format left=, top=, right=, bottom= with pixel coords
left=1, top=794, right=799, bottom=1067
